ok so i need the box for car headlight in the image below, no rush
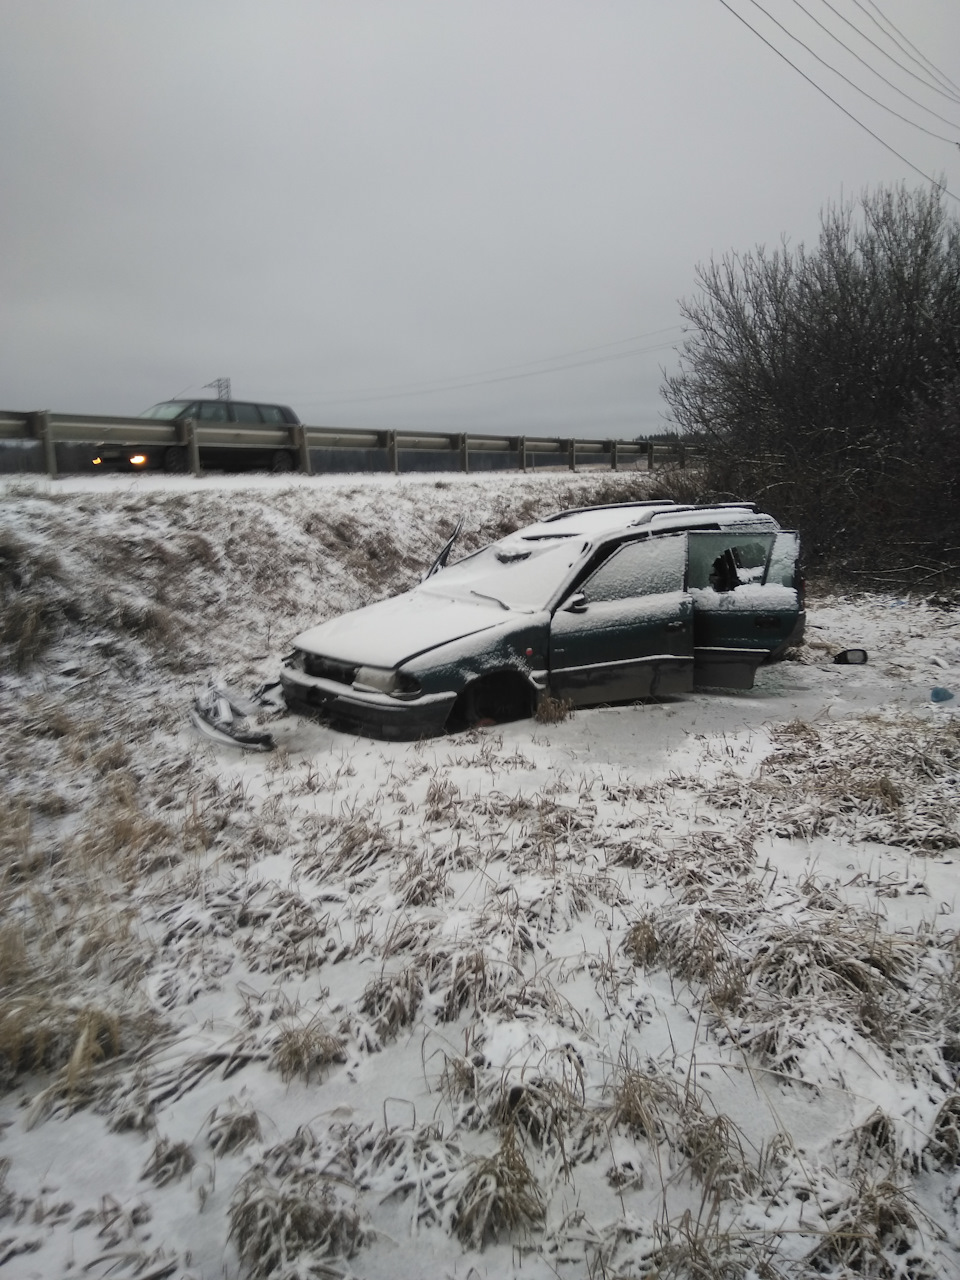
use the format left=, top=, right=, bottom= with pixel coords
left=353, top=666, right=421, bottom=698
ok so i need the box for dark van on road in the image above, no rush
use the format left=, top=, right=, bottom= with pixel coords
left=92, top=399, right=302, bottom=473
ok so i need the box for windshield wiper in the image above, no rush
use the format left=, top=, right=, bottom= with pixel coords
left=470, top=589, right=511, bottom=610
left=468, top=589, right=536, bottom=614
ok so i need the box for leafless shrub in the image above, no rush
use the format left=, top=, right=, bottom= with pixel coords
left=229, top=1168, right=363, bottom=1278
left=452, top=1127, right=545, bottom=1250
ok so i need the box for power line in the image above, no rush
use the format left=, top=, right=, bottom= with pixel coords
left=302, top=338, right=684, bottom=410
left=857, top=0, right=960, bottom=100
left=718, top=0, right=960, bottom=204
left=301, top=327, right=686, bottom=407
left=785, top=0, right=960, bottom=134
left=814, top=0, right=960, bottom=106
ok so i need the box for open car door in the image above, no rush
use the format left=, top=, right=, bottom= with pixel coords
left=549, top=533, right=694, bottom=705
left=687, top=528, right=803, bottom=688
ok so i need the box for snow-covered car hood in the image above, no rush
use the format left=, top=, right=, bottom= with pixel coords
left=292, top=587, right=512, bottom=667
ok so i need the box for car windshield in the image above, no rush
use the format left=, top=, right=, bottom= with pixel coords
left=139, top=402, right=191, bottom=420
left=423, top=536, right=589, bottom=610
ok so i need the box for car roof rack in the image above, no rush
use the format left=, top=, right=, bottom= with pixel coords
left=542, top=500, right=677, bottom=523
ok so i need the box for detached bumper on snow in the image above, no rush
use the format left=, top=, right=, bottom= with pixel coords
left=279, top=662, right=456, bottom=740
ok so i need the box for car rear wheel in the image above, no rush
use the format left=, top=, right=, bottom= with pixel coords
left=446, top=673, right=535, bottom=732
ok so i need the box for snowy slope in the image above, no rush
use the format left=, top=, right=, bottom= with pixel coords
left=1, top=469, right=959, bottom=1280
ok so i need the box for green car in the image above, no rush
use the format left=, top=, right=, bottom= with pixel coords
left=281, top=500, right=805, bottom=739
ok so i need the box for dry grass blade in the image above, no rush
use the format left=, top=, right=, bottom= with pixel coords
left=534, top=694, right=573, bottom=725
left=270, top=1022, right=347, bottom=1083
left=453, top=1127, right=545, bottom=1250
left=207, top=1098, right=263, bottom=1155
left=229, top=1168, right=363, bottom=1279
left=141, top=1138, right=196, bottom=1186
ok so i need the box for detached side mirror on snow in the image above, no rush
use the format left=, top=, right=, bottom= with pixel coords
left=834, top=648, right=868, bottom=665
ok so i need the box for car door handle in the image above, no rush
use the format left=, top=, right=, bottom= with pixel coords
left=664, top=620, right=686, bottom=631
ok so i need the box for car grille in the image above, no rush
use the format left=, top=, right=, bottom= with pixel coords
left=303, top=654, right=358, bottom=685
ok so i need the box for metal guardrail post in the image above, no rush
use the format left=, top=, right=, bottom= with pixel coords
left=610, top=439, right=618, bottom=471
left=679, top=443, right=686, bottom=469
left=295, top=424, right=313, bottom=475
left=459, top=433, right=469, bottom=473
left=568, top=439, right=576, bottom=472
left=386, top=431, right=399, bottom=473
left=517, top=436, right=527, bottom=472
left=183, top=418, right=201, bottom=476
left=29, top=411, right=57, bottom=479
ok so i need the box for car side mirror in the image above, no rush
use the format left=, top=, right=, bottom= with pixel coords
left=565, top=593, right=588, bottom=613
left=833, top=648, right=868, bottom=665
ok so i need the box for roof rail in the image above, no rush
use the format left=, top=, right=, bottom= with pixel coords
left=542, top=500, right=676, bottom=523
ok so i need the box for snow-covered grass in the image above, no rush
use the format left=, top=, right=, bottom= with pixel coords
left=1, top=468, right=959, bottom=1279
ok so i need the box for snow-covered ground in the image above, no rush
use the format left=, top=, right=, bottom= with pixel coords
left=1, top=469, right=959, bottom=1280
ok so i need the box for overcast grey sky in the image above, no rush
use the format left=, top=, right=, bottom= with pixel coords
left=2, top=1, right=959, bottom=438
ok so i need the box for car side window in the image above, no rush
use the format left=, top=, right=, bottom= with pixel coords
left=580, top=535, right=686, bottom=603
left=687, top=532, right=774, bottom=593
left=198, top=401, right=230, bottom=422
left=232, top=403, right=262, bottom=423
left=259, top=405, right=286, bottom=424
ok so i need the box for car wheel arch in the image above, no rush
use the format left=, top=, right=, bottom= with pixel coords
left=445, top=668, right=538, bottom=732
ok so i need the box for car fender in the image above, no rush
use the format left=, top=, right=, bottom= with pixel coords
left=402, top=612, right=551, bottom=696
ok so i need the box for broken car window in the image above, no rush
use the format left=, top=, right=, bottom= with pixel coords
left=687, top=533, right=774, bottom=592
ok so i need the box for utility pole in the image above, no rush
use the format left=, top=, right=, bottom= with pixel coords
left=204, top=377, right=231, bottom=401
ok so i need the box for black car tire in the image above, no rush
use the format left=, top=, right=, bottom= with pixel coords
left=271, top=449, right=295, bottom=473
left=163, top=446, right=189, bottom=474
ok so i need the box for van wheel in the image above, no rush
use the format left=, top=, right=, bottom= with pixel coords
left=446, top=673, right=535, bottom=733
left=163, top=446, right=188, bottom=474
left=271, top=449, right=295, bottom=473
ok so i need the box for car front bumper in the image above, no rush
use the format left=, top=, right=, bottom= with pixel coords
left=280, top=666, right=457, bottom=740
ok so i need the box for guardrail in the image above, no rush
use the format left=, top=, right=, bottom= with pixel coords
left=0, top=409, right=696, bottom=479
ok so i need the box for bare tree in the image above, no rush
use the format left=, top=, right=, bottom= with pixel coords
left=663, top=184, right=960, bottom=583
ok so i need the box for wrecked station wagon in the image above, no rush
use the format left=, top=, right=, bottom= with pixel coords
left=280, top=501, right=805, bottom=739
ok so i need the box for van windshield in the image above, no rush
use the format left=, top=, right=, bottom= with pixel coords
left=140, top=402, right=193, bottom=420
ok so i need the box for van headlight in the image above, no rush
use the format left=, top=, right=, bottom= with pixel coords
left=353, top=666, right=421, bottom=698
